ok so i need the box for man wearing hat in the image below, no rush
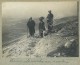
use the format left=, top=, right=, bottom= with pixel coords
left=39, top=17, right=45, bottom=38
left=47, top=10, right=54, bottom=33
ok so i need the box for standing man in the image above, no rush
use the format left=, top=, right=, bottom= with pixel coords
left=47, top=10, right=54, bottom=33
left=39, top=17, right=45, bottom=38
left=27, top=17, right=35, bottom=37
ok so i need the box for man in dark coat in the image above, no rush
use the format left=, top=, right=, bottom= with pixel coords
left=47, top=10, right=54, bottom=33
left=39, top=17, right=45, bottom=38
left=27, top=17, right=35, bottom=37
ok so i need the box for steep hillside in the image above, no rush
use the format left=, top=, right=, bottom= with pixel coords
left=2, top=16, right=79, bottom=57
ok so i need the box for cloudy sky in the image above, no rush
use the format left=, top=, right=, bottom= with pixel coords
left=2, top=2, right=77, bottom=19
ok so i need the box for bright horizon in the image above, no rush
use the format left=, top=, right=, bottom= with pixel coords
left=2, top=2, right=77, bottom=20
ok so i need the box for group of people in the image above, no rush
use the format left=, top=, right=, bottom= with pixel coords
left=27, top=10, right=54, bottom=38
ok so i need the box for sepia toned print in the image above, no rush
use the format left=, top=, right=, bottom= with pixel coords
left=2, top=2, right=79, bottom=58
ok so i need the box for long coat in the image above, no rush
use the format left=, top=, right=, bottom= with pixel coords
left=47, top=13, right=53, bottom=20
left=47, top=13, right=54, bottom=33
left=47, top=13, right=53, bottom=24
left=39, top=21, right=45, bottom=31
left=27, top=20, right=35, bottom=36
left=39, top=21, right=45, bottom=37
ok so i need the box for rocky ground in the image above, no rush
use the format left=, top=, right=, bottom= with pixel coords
left=2, top=16, right=79, bottom=58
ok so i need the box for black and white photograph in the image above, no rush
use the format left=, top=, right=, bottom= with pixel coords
left=2, top=2, right=79, bottom=58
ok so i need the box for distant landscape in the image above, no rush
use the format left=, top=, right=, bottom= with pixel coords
left=2, top=16, right=78, bottom=45
left=2, top=16, right=79, bottom=57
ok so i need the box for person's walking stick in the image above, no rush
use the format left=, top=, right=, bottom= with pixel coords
left=27, top=25, right=29, bottom=38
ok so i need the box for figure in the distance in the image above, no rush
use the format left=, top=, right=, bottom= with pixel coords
left=27, top=17, right=35, bottom=37
left=47, top=10, right=54, bottom=33
left=39, top=17, right=45, bottom=38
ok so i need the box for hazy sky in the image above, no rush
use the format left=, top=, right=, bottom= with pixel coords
left=2, top=2, right=77, bottom=19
